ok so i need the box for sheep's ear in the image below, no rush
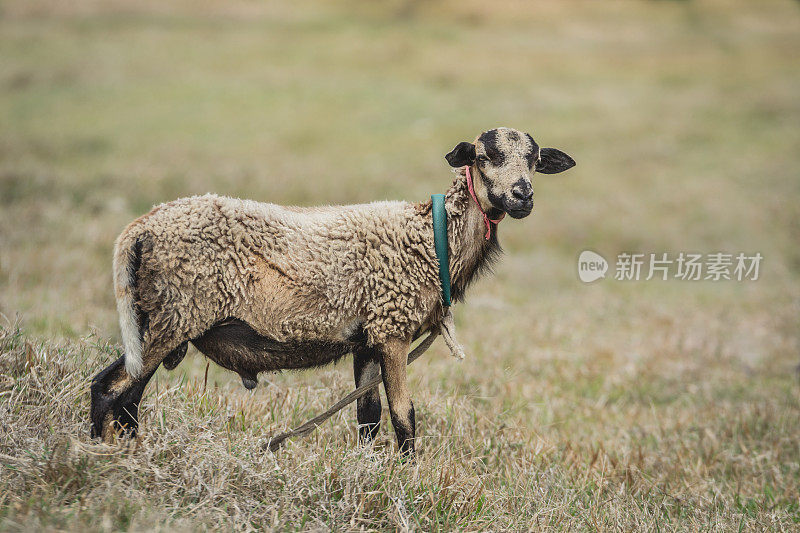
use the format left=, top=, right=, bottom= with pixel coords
left=445, top=142, right=476, bottom=167
left=537, top=148, right=576, bottom=174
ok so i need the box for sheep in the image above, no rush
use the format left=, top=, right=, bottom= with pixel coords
left=90, top=127, right=575, bottom=456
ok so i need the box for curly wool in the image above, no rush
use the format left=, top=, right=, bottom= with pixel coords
left=114, top=175, right=497, bottom=378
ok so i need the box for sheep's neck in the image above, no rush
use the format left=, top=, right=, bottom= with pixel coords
left=444, top=175, right=502, bottom=303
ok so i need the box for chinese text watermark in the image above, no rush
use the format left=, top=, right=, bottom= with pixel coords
left=578, top=251, right=762, bottom=283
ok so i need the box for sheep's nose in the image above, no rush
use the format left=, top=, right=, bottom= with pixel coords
left=511, top=184, right=533, bottom=202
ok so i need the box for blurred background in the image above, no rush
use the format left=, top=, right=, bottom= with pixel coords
left=0, top=0, right=799, bottom=527
left=1, top=0, right=798, bottom=340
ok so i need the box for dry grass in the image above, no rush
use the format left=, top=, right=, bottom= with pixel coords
left=2, top=309, right=798, bottom=530
left=1, top=0, right=799, bottom=530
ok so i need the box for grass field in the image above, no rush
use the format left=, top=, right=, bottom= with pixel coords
left=1, top=0, right=799, bottom=530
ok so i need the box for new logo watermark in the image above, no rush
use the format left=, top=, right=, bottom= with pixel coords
left=578, top=250, right=609, bottom=283
left=578, top=251, right=762, bottom=283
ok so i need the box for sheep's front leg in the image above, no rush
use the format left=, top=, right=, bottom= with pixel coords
left=353, top=346, right=382, bottom=443
left=379, top=337, right=415, bottom=457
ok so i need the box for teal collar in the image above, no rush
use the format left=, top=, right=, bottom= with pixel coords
left=431, top=193, right=452, bottom=307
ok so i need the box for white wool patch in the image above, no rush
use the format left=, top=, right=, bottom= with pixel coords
left=113, top=242, right=144, bottom=379
left=119, top=293, right=143, bottom=378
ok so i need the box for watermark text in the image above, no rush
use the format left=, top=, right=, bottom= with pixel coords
left=578, top=251, right=762, bottom=283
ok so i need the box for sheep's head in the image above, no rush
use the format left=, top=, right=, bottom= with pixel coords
left=445, top=127, right=575, bottom=219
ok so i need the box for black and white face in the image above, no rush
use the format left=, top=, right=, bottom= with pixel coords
left=445, top=127, right=576, bottom=219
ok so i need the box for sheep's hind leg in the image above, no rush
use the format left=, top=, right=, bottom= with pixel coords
left=89, top=348, right=162, bottom=442
left=353, top=346, right=382, bottom=443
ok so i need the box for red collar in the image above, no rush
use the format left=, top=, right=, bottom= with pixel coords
left=465, top=165, right=505, bottom=240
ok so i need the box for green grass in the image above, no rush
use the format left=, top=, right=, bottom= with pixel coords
left=1, top=0, right=799, bottom=530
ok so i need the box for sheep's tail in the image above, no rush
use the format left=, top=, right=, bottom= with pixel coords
left=113, top=230, right=146, bottom=379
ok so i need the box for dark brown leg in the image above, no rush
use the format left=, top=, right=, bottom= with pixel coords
left=353, top=345, right=382, bottom=442
left=90, top=354, right=158, bottom=441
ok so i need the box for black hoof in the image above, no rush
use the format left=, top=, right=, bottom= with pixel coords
left=358, top=423, right=381, bottom=443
